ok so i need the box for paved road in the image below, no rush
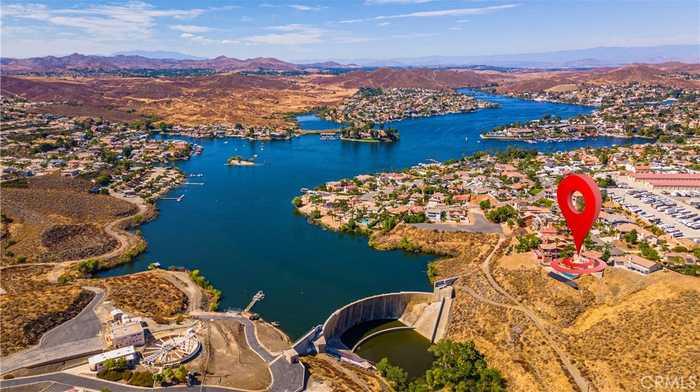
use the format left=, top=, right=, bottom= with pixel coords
left=40, top=289, right=103, bottom=348
left=1, top=289, right=105, bottom=374
left=193, top=312, right=305, bottom=392
left=0, top=373, right=246, bottom=392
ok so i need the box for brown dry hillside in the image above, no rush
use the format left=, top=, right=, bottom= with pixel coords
left=0, top=265, right=95, bottom=356
left=466, top=251, right=700, bottom=392
left=315, top=67, right=496, bottom=89
left=371, top=224, right=700, bottom=392
left=496, top=63, right=700, bottom=93
left=87, top=272, right=188, bottom=321
left=0, top=74, right=355, bottom=127
left=1, top=175, right=137, bottom=265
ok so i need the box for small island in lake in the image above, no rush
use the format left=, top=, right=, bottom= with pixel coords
left=340, top=123, right=400, bottom=143
left=227, top=155, right=257, bottom=166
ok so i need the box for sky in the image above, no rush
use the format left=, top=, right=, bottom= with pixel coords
left=1, top=0, right=698, bottom=60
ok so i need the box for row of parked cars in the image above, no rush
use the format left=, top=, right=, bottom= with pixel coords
left=613, top=190, right=700, bottom=238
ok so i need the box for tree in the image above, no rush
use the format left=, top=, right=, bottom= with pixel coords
left=640, top=241, right=660, bottom=261
left=78, top=259, right=99, bottom=275
left=692, top=247, right=700, bottom=260
left=515, top=234, right=541, bottom=252
left=377, top=358, right=408, bottom=391
left=152, top=372, right=164, bottom=386
left=174, top=366, right=188, bottom=383
left=623, top=230, right=638, bottom=245
left=486, top=205, right=518, bottom=223
left=425, top=340, right=505, bottom=391
left=479, top=200, right=492, bottom=210
left=162, top=368, right=175, bottom=382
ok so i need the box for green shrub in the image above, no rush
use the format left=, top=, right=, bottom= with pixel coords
left=97, top=369, right=127, bottom=382
left=78, top=259, right=99, bottom=275
left=128, top=371, right=154, bottom=387
left=486, top=205, right=518, bottom=223
left=515, top=234, right=542, bottom=253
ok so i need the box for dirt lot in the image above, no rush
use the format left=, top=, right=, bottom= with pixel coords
left=191, top=319, right=271, bottom=390
left=87, top=271, right=188, bottom=321
left=0, top=175, right=136, bottom=265
left=254, top=320, right=292, bottom=354
left=302, top=354, right=384, bottom=392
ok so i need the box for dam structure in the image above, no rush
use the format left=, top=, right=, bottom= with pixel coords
left=290, top=283, right=455, bottom=367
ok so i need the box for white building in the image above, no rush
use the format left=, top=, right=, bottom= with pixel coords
left=88, top=346, right=137, bottom=371
left=109, top=320, right=145, bottom=348
left=613, top=254, right=662, bottom=275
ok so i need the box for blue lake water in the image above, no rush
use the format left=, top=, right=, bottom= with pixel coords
left=101, top=90, right=646, bottom=338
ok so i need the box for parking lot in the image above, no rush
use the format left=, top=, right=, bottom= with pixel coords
left=608, top=185, right=700, bottom=241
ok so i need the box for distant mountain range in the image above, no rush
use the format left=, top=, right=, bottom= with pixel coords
left=111, top=50, right=206, bottom=60
left=307, top=45, right=700, bottom=69
left=0, top=53, right=339, bottom=74
left=1, top=45, right=697, bottom=75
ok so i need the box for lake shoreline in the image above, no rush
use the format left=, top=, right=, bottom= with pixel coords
left=99, top=91, right=647, bottom=339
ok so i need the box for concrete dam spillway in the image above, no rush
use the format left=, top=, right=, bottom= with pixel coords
left=308, top=287, right=454, bottom=358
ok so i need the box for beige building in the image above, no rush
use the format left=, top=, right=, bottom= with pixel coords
left=613, top=254, right=662, bottom=275
left=109, top=320, right=145, bottom=348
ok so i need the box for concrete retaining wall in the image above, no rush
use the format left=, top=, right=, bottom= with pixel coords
left=321, top=291, right=435, bottom=345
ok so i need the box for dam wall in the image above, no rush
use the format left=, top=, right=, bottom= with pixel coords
left=321, top=291, right=436, bottom=346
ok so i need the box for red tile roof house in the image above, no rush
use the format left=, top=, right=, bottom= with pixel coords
left=535, top=242, right=563, bottom=265
left=631, top=172, right=700, bottom=190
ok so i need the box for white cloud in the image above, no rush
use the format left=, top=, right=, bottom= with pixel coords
left=377, top=22, right=391, bottom=26
left=1, top=2, right=204, bottom=40
left=171, top=24, right=211, bottom=33
left=179, top=32, right=238, bottom=45
left=449, top=26, right=463, bottom=31
left=289, top=4, right=323, bottom=11
left=339, top=4, right=519, bottom=23
left=243, top=24, right=325, bottom=45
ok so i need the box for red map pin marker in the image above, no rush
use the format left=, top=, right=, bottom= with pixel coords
left=557, top=173, right=602, bottom=255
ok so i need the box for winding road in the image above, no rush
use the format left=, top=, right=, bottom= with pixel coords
left=0, top=288, right=105, bottom=374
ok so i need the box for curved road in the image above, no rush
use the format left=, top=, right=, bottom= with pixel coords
left=192, top=312, right=305, bottom=392
left=1, top=312, right=305, bottom=392
left=1, top=288, right=105, bottom=374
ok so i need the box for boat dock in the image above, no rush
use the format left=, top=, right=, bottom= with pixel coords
left=244, top=291, right=265, bottom=313
left=162, top=194, right=185, bottom=202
